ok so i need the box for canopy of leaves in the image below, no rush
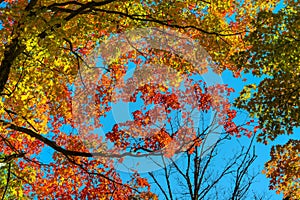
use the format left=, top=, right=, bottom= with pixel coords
left=233, top=2, right=300, bottom=141
left=263, top=139, right=299, bottom=199
left=232, top=1, right=299, bottom=198
left=0, top=0, right=297, bottom=199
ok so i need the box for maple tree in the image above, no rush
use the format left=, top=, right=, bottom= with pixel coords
left=0, top=0, right=296, bottom=199
left=232, top=1, right=299, bottom=198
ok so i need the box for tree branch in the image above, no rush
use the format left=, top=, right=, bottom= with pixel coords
left=84, top=9, right=248, bottom=37
left=1, top=163, right=11, bottom=200
left=0, top=120, right=164, bottom=158
left=25, top=0, right=38, bottom=11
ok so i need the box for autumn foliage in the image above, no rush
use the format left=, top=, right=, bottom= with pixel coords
left=0, top=0, right=299, bottom=199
